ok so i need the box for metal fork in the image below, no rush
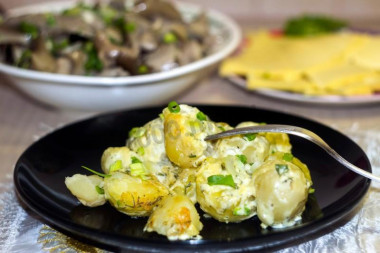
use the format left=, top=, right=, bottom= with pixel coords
left=205, top=124, right=379, bottom=183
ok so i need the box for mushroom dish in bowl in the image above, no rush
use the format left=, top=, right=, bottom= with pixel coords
left=0, top=0, right=241, bottom=111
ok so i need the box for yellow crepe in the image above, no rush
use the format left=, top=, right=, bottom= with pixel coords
left=221, top=31, right=360, bottom=79
left=220, top=30, right=380, bottom=96
left=347, top=36, right=380, bottom=69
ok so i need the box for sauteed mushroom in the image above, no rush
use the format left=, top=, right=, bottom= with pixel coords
left=0, top=0, right=213, bottom=76
left=31, top=36, right=56, bottom=72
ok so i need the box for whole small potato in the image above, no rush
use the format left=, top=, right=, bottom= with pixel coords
left=104, top=172, right=169, bottom=217
left=236, top=121, right=292, bottom=154
left=163, top=105, right=211, bottom=168
left=101, top=146, right=139, bottom=174
left=65, top=174, right=106, bottom=207
left=252, top=160, right=309, bottom=227
left=144, top=195, right=203, bottom=240
left=170, top=168, right=197, bottom=203
left=127, top=117, right=167, bottom=164
left=196, top=157, right=256, bottom=223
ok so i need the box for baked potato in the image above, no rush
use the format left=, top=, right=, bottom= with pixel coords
left=101, top=146, right=140, bottom=174
left=196, top=157, right=256, bottom=223
left=104, top=172, right=169, bottom=217
left=252, top=159, right=310, bottom=228
left=163, top=104, right=219, bottom=168
left=65, top=174, right=106, bottom=207
left=144, top=195, right=203, bottom=240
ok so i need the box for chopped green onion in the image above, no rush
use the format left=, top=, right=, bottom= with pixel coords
left=189, top=154, right=196, bottom=158
left=207, top=174, right=236, bottom=188
left=45, top=13, right=56, bottom=27
left=128, top=127, right=145, bottom=138
left=124, top=22, right=136, bottom=33
left=98, top=6, right=118, bottom=25
left=116, top=200, right=122, bottom=207
left=168, top=101, right=180, bottom=113
left=233, top=206, right=251, bottom=216
left=109, top=160, right=123, bottom=172
left=83, top=42, right=103, bottom=73
left=51, top=38, right=69, bottom=54
left=62, top=7, right=82, bottom=16
left=19, top=22, right=39, bottom=39
left=159, top=113, right=164, bottom=120
left=81, top=166, right=110, bottom=178
left=236, top=154, right=247, bottom=165
left=16, top=49, right=32, bottom=68
left=108, top=36, right=121, bottom=45
left=275, top=164, right=289, bottom=176
left=137, top=65, right=148, bottom=74
left=309, top=188, right=315, bottom=194
left=196, top=111, right=207, bottom=121
left=62, top=3, right=92, bottom=16
left=218, top=126, right=226, bottom=132
left=282, top=153, right=294, bottom=162
left=163, top=32, right=177, bottom=44
left=244, top=133, right=257, bottom=141
left=131, top=156, right=142, bottom=164
left=95, top=185, right=104, bottom=194
left=130, top=162, right=149, bottom=179
left=137, top=147, right=145, bottom=156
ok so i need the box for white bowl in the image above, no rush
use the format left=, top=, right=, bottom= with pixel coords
left=0, top=1, right=241, bottom=111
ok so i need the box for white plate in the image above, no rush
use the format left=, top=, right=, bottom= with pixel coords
left=0, top=1, right=242, bottom=111
left=227, top=75, right=380, bottom=105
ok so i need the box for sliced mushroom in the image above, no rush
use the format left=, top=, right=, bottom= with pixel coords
left=4, top=13, right=95, bottom=38
left=67, top=50, right=87, bottom=75
left=56, top=57, right=72, bottom=74
left=60, top=42, right=83, bottom=56
left=98, top=67, right=130, bottom=77
left=177, top=40, right=203, bottom=65
left=139, top=31, right=158, bottom=52
left=81, top=10, right=106, bottom=31
left=48, top=15, right=95, bottom=38
left=123, top=13, right=158, bottom=52
left=144, top=44, right=178, bottom=72
left=202, top=34, right=217, bottom=55
left=188, top=12, right=209, bottom=40
left=166, top=22, right=188, bottom=41
left=104, top=27, right=123, bottom=45
left=9, top=45, right=25, bottom=65
left=109, top=0, right=127, bottom=11
left=124, top=12, right=152, bottom=33
left=95, top=31, right=139, bottom=70
left=0, top=27, right=30, bottom=46
left=134, top=0, right=183, bottom=21
left=30, top=36, right=56, bottom=72
left=3, top=14, right=47, bottom=30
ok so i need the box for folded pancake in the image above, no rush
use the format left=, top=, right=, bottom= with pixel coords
left=220, top=30, right=380, bottom=96
left=347, top=35, right=380, bottom=70
left=221, top=31, right=360, bottom=80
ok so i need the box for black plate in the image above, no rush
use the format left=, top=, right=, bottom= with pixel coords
left=14, top=105, right=371, bottom=252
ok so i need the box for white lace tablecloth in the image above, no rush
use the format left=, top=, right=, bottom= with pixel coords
left=0, top=125, right=379, bottom=253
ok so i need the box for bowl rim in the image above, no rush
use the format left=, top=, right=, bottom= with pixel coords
left=0, top=0, right=242, bottom=87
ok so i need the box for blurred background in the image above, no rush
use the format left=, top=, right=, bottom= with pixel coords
left=3, top=0, right=380, bottom=25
